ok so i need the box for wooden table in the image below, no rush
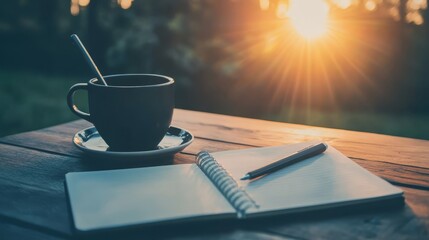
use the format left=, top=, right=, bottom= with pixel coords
left=1, top=109, right=428, bottom=240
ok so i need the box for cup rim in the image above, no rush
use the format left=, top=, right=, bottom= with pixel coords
left=88, top=74, right=174, bottom=88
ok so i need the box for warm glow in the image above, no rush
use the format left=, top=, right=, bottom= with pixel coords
left=119, top=0, right=133, bottom=10
left=276, top=0, right=288, bottom=18
left=259, top=0, right=270, bottom=11
left=70, top=0, right=79, bottom=16
left=78, top=0, right=90, bottom=7
left=264, top=34, right=277, bottom=53
left=70, top=5, right=79, bottom=16
left=389, top=7, right=401, bottom=21
left=414, top=15, right=424, bottom=25
left=405, top=0, right=426, bottom=24
left=365, top=0, right=377, bottom=11
left=407, top=0, right=428, bottom=10
left=332, top=0, right=353, bottom=9
left=287, top=0, right=330, bottom=40
left=406, top=11, right=424, bottom=24
left=390, top=0, right=400, bottom=6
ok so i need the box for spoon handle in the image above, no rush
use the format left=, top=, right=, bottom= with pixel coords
left=70, top=34, right=108, bottom=86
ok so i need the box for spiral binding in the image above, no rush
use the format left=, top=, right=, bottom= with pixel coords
left=196, top=151, right=258, bottom=218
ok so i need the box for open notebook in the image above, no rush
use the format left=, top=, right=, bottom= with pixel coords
left=65, top=141, right=403, bottom=233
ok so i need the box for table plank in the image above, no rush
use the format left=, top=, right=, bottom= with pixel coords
left=172, top=109, right=429, bottom=168
left=254, top=186, right=429, bottom=240
left=184, top=138, right=429, bottom=190
left=4, top=108, right=429, bottom=169
left=0, top=143, right=294, bottom=240
left=1, top=109, right=429, bottom=239
left=169, top=230, right=294, bottom=240
left=0, top=144, right=82, bottom=236
left=0, top=143, right=176, bottom=237
left=0, top=120, right=91, bottom=157
left=0, top=142, right=428, bottom=240
left=2, top=124, right=429, bottom=191
left=0, top=220, right=64, bottom=240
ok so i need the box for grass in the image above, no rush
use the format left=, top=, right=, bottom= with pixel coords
left=0, top=70, right=87, bottom=137
left=1, top=69, right=428, bottom=140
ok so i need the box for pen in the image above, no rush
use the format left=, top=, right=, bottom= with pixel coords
left=240, top=142, right=328, bottom=180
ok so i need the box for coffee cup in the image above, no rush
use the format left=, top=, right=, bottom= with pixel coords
left=67, top=74, right=174, bottom=151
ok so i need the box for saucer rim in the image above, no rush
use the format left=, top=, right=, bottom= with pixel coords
left=72, top=125, right=194, bottom=157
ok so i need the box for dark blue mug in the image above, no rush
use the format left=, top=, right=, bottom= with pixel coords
left=67, top=74, right=174, bottom=151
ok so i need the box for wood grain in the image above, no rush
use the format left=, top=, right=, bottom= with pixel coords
left=2, top=123, right=429, bottom=191
left=253, top=186, right=429, bottom=240
left=1, top=109, right=429, bottom=239
left=0, top=142, right=428, bottom=239
left=0, top=120, right=91, bottom=157
left=4, top=108, right=429, bottom=168
left=0, top=220, right=64, bottom=240
left=172, top=109, right=429, bottom=168
left=4, top=108, right=429, bottom=170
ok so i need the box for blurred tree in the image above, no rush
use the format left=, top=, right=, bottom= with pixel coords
left=0, top=0, right=428, bottom=116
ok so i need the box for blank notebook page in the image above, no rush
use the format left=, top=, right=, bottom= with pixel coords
left=66, top=164, right=235, bottom=232
left=212, top=141, right=403, bottom=215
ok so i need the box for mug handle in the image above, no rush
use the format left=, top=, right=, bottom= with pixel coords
left=67, top=83, right=91, bottom=122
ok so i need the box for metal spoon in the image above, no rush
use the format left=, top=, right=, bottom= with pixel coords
left=70, top=34, right=108, bottom=86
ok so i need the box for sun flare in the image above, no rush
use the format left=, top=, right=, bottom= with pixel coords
left=287, top=0, right=330, bottom=40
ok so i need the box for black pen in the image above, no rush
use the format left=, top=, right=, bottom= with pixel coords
left=240, top=142, right=328, bottom=180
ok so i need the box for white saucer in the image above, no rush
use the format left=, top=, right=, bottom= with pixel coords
left=73, top=126, right=193, bottom=161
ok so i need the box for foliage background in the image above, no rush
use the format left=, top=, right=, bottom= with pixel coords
left=0, top=0, right=428, bottom=139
